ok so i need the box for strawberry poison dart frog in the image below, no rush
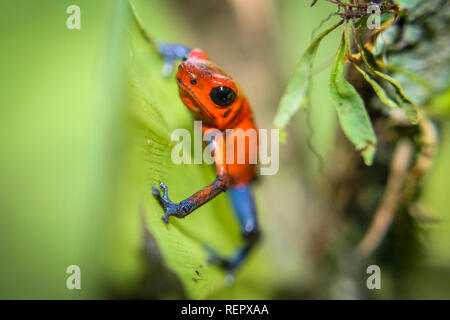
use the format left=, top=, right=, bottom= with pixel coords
left=152, top=43, right=260, bottom=274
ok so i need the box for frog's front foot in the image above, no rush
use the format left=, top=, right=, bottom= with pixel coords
left=152, top=182, right=193, bottom=223
left=157, top=42, right=191, bottom=77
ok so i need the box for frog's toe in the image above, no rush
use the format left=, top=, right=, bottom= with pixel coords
left=152, top=182, right=186, bottom=223
left=204, top=245, right=231, bottom=270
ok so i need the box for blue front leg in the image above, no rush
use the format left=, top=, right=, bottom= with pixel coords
left=157, top=42, right=191, bottom=77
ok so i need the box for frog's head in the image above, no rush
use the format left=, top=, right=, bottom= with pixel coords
left=176, top=49, right=243, bottom=129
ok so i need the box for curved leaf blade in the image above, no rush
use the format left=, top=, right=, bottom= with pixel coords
left=273, top=21, right=343, bottom=129
left=356, top=37, right=419, bottom=124
left=330, top=37, right=377, bottom=165
left=352, top=63, right=399, bottom=109
left=105, top=0, right=281, bottom=299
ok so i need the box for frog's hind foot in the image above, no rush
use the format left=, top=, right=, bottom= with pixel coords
left=205, top=245, right=232, bottom=270
left=204, top=240, right=257, bottom=277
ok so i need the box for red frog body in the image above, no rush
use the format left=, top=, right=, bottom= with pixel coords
left=176, top=48, right=258, bottom=186
left=153, top=46, right=260, bottom=273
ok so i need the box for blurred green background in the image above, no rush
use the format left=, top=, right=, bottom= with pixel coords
left=0, top=0, right=449, bottom=299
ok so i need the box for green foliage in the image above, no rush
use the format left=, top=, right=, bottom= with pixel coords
left=116, top=0, right=281, bottom=299
left=2, top=0, right=448, bottom=300
left=376, top=0, right=449, bottom=109
left=329, top=37, right=377, bottom=165
left=355, top=37, right=419, bottom=123
left=105, top=0, right=281, bottom=299
left=273, top=21, right=342, bottom=130
left=273, top=2, right=421, bottom=165
left=0, top=0, right=279, bottom=299
left=352, top=63, right=399, bottom=109
left=0, top=0, right=126, bottom=298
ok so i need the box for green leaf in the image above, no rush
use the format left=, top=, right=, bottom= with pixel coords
left=329, top=37, right=377, bottom=166
left=0, top=0, right=131, bottom=299
left=373, top=70, right=413, bottom=104
left=273, top=21, right=343, bottom=129
left=356, top=37, right=419, bottom=124
left=395, top=93, right=419, bottom=124
left=347, top=20, right=399, bottom=111
left=373, top=70, right=419, bottom=124
left=352, top=63, right=399, bottom=108
left=0, top=0, right=279, bottom=299
left=108, top=0, right=280, bottom=299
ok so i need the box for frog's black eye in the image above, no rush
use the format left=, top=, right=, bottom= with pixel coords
left=190, top=79, right=197, bottom=85
left=209, top=86, right=236, bottom=107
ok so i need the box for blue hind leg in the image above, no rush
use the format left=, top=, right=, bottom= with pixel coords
left=207, top=184, right=260, bottom=273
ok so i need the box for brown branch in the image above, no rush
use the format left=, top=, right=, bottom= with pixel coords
left=325, top=0, right=370, bottom=8
left=356, top=139, right=413, bottom=258
left=403, top=117, right=438, bottom=202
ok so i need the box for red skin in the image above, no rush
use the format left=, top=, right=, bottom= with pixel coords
left=176, top=49, right=258, bottom=186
